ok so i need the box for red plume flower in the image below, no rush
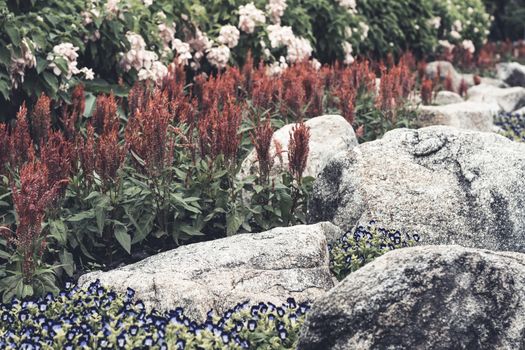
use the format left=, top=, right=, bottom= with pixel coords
left=31, top=93, right=52, bottom=147
left=421, top=79, right=433, bottom=105
left=288, top=122, right=310, bottom=181
left=250, top=118, right=274, bottom=184
left=7, top=160, right=67, bottom=283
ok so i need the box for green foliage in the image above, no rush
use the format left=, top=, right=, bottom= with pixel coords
left=484, top=0, right=525, bottom=41
left=353, top=91, right=417, bottom=143
left=433, top=0, right=492, bottom=49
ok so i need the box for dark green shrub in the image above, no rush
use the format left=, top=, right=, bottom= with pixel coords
left=484, top=0, right=525, bottom=41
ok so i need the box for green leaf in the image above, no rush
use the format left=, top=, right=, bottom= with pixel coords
left=36, top=57, right=48, bottom=74
left=49, top=220, right=67, bottom=245
left=95, top=205, right=106, bottom=235
left=226, top=212, right=243, bottom=236
left=66, top=210, right=95, bottom=222
left=83, top=92, right=96, bottom=117
left=59, top=250, right=75, bottom=277
left=53, top=57, right=69, bottom=76
left=114, top=225, right=131, bottom=254
left=5, top=24, right=21, bottom=46
left=42, top=72, right=59, bottom=94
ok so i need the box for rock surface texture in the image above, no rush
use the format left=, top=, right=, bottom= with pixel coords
left=467, top=84, right=525, bottom=113
left=239, top=115, right=357, bottom=180
left=416, top=101, right=499, bottom=131
left=78, top=224, right=334, bottom=320
left=297, top=245, right=525, bottom=350
left=497, top=62, right=525, bottom=87
left=309, top=126, right=525, bottom=252
left=433, top=90, right=463, bottom=105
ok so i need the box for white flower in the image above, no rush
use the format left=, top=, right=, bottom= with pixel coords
left=358, top=22, right=369, bottom=40
left=266, top=56, right=288, bottom=76
left=172, top=39, right=192, bottom=66
left=450, top=30, right=461, bottom=40
left=337, top=0, right=357, bottom=13
left=266, top=0, right=287, bottom=24
left=189, top=29, right=213, bottom=55
left=105, top=0, right=120, bottom=15
left=428, top=17, right=441, bottom=30
left=310, top=58, right=321, bottom=70
left=158, top=22, right=176, bottom=50
left=207, top=45, right=231, bottom=69
left=286, top=36, right=313, bottom=63
left=218, top=25, right=240, bottom=48
left=9, top=38, right=36, bottom=89
left=342, top=42, right=354, bottom=65
left=47, top=43, right=81, bottom=79
left=80, top=67, right=95, bottom=80
left=345, top=26, right=353, bottom=38
left=438, top=40, right=454, bottom=51
left=461, top=39, right=475, bottom=54
left=59, top=82, right=70, bottom=92
left=238, top=3, right=266, bottom=34
left=143, top=0, right=153, bottom=7
left=452, top=20, right=463, bottom=33
left=267, top=24, right=295, bottom=48
left=138, top=61, right=168, bottom=82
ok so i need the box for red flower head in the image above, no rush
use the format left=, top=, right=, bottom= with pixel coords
left=10, top=103, right=35, bottom=169
left=288, top=122, right=310, bottom=181
left=31, top=93, right=52, bottom=147
left=250, top=118, right=274, bottom=184
left=92, top=93, right=119, bottom=135
left=421, top=79, right=433, bottom=105
left=96, top=129, right=126, bottom=190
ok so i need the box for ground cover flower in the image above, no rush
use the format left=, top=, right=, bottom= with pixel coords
left=0, top=280, right=310, bottom=349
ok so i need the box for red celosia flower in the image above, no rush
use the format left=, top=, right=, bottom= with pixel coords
left=61, top=84, right=85, bottom=139
left=241, top=50, right=255, bottom=93
left=473, top=75, right=482, bottom=86
left=197, top=96, right=243, bottom=165
left=6, top=160, right=67, bottom=283
left=92, top=93, right=119, bottom=135
left=78, top=124, right=96, bottom=184
left=251, top=67, right=282, bottom=112
left=458, top=79, right=469, bottom=97
left=40, top=131, right=74, bottom=191
left=417, top=61, right=428, bottom=81
left=444, top=72, right=455, bottom=92
left=421, top=79, right=433, bottom=105
left=31, top=93, right=52, bottom=147
left=96, top=129, right=126, bottom=190
left=355, top=125, right=365, bottom=139
left=288, top=122, right=310, bottom=181
left=10, top=103, right=35, bottom=169
left=250, top=118, right=274, bottom=184
left=125, top=90, right=174, bottom=177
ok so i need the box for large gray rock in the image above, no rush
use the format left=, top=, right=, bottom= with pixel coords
left=425, top=61, right=464, bottom=91
left=467, top=84, right=525, bottom=113
left=309, top=126, right=525, bottom=252
left=297, top=245, right=525, bottom=350
left=497, top=62, right=525, bottom=87
left=239, top=115, right=357, bottom=181
left=78, top=224, right=334, bottom=320
left=513, top=106, right=525, bottom=115
left=416, top=101, right=499, bottom=131
left=425, top=61, right=506, bottom=91
left=433, top=90, right=463, bottom=105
